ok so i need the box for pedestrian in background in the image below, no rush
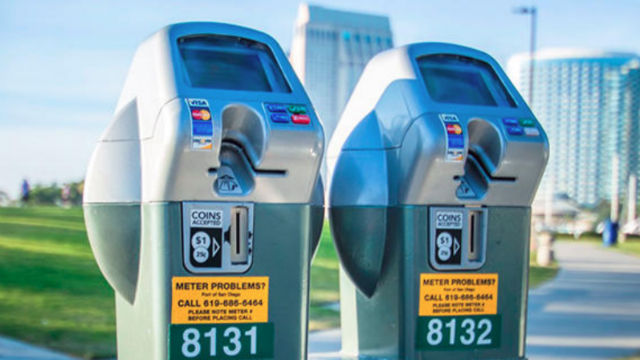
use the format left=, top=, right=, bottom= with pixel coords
left=20, top=179, right=30, bottom=205
left=61, top=184, right=71, bottom=208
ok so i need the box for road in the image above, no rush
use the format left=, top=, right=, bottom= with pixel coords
left=308, top=241, right=640, bottom=360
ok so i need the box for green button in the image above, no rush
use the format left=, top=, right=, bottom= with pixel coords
left=288, top=105, right=307, bottom=114
left=519, top=118, right=535, bottom=127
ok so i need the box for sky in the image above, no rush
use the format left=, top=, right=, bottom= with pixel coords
left=1, top=0, right=639, bottom=197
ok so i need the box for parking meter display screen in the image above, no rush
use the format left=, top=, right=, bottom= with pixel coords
left=418, top=54, right=516, bottom=107
left=179, top=35, right=291, bottom=93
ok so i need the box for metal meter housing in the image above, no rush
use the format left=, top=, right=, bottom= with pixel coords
left=328, top=42, right=548, bottom=360
left=83, top=22, right=324, bottom=360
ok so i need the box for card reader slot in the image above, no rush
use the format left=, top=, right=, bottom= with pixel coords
left=208, top=167, right=286, bottom=177
left=467, top=151, right=516, bottom=183
left=213, top=140, right=287, bottom=177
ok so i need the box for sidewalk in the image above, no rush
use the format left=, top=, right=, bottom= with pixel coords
left=0, top=337, right=74, bottom=360
left=526, top=241, right=640, bottom=360
left=308, top=241, right=640, bottom=359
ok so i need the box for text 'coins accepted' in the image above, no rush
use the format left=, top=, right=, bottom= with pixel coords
left=419, top=273, right=498, bottom=316
left=172, top=277, right=269, bottom=324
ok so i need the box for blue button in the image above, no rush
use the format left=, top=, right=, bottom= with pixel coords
left=448, top=135, right=464, bottom=149
left=502, top=117, right=519, bottom=126
left=507, top=126, right=524, bottom=135
left=270, top=113, right=289, bottom=123
left=266, top=103, right=287, bottom=113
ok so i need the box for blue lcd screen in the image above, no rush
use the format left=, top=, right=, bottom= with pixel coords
left=178, top=35, right=291, bottom=93
left=418, top=54, right=516, bottom=107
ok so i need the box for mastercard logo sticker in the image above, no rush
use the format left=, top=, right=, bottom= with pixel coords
left=191, top=109, right=211, bottom=121
left=446, top=123, right=463, bottom=135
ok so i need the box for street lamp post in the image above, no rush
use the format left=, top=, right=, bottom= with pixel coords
left=514, top=6, right=552, bottom=262
left=513, top=6, right=537, bottom=106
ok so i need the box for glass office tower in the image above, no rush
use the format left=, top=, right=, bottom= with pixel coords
left=508, top=49, right=640, bottom=206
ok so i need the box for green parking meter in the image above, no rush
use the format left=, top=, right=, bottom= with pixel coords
left=83, top=22, right=324, bottom=360
left=327, top=43, right=548, bottom=359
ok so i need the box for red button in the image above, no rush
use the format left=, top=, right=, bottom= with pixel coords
left=291, top=114, right=310, bottom=124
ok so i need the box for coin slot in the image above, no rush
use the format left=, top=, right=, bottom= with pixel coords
left=469, top=212, right=477, bottom=261
left=230, top=206, right=249, bottom=264
left=467, top=208, right=485, bottom=263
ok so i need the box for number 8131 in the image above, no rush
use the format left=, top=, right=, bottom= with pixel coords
left=169, top=323, right=274, bottom=359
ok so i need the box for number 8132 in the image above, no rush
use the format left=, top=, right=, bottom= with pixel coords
left=416, top=315, right=501, bottom=350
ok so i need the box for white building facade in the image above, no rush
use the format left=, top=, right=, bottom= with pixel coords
left=508, top=50, right=640, bottom=206
left=290, top=4, right=393, bottom=163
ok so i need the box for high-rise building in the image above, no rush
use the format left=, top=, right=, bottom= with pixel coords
left=507, top=49, right=640, bottom=206
left=290, top=4, right=393, bottom=161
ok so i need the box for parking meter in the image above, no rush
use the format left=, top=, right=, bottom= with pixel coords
left=328, top=43, right=548, bottom=359
left=83, top=22, right=324, bottom=360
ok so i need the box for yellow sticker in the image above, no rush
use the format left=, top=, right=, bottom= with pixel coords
left=419, top=273, right=498, bottom=316
left=171, top=276, right=269, bottom=324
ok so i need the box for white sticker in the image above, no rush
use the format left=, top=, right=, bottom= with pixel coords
left=215, top=167, right=243, bottom=195
left=192, top=247, right=210, bottom=263
left=446, top=149, right=464, bottom=162
left=191, top=231, right=212, bottom=249
left=435, top=210, right=464, bottom=229
left=439, top=113, right=459, bottom=123
left=524, top=127, right=540, bottom=137
left=187, top=98, right=210, bottom=107
left=190, top=209, right=223, bottom=228
left=192, top=137, right=212, bottom=150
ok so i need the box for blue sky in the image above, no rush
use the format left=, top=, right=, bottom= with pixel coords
left=1, top=0, right=639, bottom=196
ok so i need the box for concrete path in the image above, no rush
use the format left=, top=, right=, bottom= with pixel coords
left=0, top=336, right=74, bottom=360
left=526, top=241, right=640, bottom=360
left=308, top=241, right=640, bottom=359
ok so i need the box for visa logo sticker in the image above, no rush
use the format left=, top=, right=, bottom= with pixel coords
left=187, top=98, right=210, bottom=107
left=439, top=113, right=459, bottom=123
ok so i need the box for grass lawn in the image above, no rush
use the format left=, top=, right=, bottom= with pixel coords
left=617, top=351, right=640, bottom=359
left=529, top=262, right=558, bottom=288
left=0, top=206, right=115, bottom=359
left=0, top=206, right=341, bottom=357
left=0, top=206, right=558, bottom=357
left=309, top=224, right=340, bottom=331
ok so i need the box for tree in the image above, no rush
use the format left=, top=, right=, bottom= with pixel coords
left=27, top=180, right=84, bottom=206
